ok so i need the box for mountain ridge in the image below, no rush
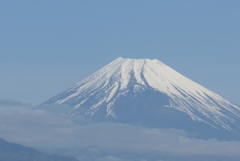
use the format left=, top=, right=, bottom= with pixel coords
left=0, top=137, right=79, bottom=161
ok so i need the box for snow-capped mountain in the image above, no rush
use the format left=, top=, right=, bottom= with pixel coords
left=41, top=57, right=240, bottom=139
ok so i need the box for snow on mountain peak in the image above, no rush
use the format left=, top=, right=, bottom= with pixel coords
left=42, top=57, right=240, bottom=134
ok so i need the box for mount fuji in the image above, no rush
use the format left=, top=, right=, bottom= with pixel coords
left=40, top=57, right=240, bottom=140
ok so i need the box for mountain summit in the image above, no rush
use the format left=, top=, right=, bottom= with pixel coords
left=41, top=57, right=240, bottom=139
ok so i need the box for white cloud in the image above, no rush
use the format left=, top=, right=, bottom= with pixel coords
left=0, top=105, right=240, bottom=160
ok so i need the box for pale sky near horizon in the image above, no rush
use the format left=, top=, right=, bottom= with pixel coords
left=1, top=1, right=240, bottom=106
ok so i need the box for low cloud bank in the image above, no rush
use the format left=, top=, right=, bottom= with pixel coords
left=0, top=105, right=240, bottom=160
left=0, top=99, right=32, bottom=112
left=0, top=99, right=32, bottom=107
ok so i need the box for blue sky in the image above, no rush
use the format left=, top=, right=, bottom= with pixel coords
left=1, top=1, right=240, bottom=105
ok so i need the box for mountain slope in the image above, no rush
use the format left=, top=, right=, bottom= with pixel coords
left=41, top=57, right=240, bottom=139
left=0, top=137, right=79, bottom=161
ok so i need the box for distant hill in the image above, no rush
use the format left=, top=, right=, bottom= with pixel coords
left=0, top=137, right=79, bottom=161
